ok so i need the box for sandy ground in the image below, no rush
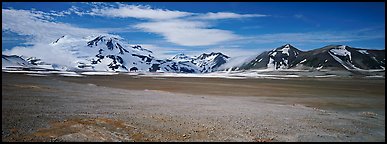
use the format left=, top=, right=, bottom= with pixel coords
left=2, top=72, right=385, bottom=142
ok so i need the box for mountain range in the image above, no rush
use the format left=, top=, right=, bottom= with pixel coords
left=2, top=35, right=229, bottom=73
left=2, top=35, right=385, bottom=75
left=239, top=44, right=385, bottom=72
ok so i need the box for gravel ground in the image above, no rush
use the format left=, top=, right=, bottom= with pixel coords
left=2, top=72, right=385, bottom=142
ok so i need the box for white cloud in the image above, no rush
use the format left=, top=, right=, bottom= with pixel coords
left=50, top=3, right=267, bottom=47
left=89, top=4, right=192, bottom=20
left=2, top=9, right=109, bottom=44
left=134, top=19, right=239, bottom=46
left=79, top=4, right=267, bottom=46
left=194, top=12, right=267, bottom=20
left=85, top=4, right=268, bottom=21
left=67, top=5, right=87, bottom=16
left=218, top=55, right=257, bottom=70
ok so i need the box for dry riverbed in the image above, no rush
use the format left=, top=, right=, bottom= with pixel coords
left=2, top=72, right=385, bottom=142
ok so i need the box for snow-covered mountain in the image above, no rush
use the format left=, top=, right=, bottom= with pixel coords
left=171, top=53, right=194, bottom=62
left=292, top=45, right=385, bottom=71
left=3, top=35, right=230, bottom=73
left=150, top=52, right=230, bottom=73
left=193, top=52, right=230, bottom=73
left=2, top=55, right=32, bottom=69
left=48, top=35, right=202, bottom=73
left=239, top=44, right=385, bottom=72
left=240, top=44, right=302, bottom=70
left=3, top=34, right=384, bottom=74
left=2, top=55, right=58, bottom=71
left=4, top=35, right=162, bottom=72
left=56, top=35, right=148, bottom=71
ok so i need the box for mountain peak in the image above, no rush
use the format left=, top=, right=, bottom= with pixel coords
left=171, top=53, right=192, bottom=61
left=281, top=43, right=297, bottom=49
left=197, top=52, right=229, bottom=60
left=87, top=35, right=120, bottom=47
left=338, top=45, right=348, bottom=49
left=193, top=52, right=229, bottom=73
left=284, top=43, right=291, bottom=48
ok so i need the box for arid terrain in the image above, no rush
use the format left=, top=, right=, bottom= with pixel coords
left=2, top=72, right=385, bottom=142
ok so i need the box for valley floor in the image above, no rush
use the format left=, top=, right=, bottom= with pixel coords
left=2, top=72, right=385, bottom=142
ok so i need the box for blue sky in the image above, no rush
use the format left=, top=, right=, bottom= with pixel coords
left=2, top=2, right=385, bottom=58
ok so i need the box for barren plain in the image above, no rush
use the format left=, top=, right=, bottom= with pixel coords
left=2, top=72, right=385, bottom=142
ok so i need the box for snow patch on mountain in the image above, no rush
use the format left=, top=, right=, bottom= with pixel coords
left=328, top=50, right=362, bottom=71
left=267, top=56, right=276, bottom=70
left=326, top=45, right=384, bottom=72
left=299, top=59, right=307, bottom=64
left=281, top=44, right=290, bottom=55
left=265, top=44, right=300, bottom=70
left=357, top=50, right=369, bottom=55
left=329, top=45, right=352, bottom=61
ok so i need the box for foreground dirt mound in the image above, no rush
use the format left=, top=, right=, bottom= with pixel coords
left=5, top=118, right=142, bottom=142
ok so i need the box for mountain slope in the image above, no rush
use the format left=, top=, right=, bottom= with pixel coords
left=240, top=44, right=385, bottom=71
left=2, top=55, right=32, bottom=69
left=292, top=45, right=385, bottom=71
left=1, top=55, right=56, bottom=71
left=193, top=52, right=230, bottom=73
left=49, top=35, right=165, bottom=72
left=240, top=44, right=302, bottom=70
left=151, top=52, right=230, bottom=73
